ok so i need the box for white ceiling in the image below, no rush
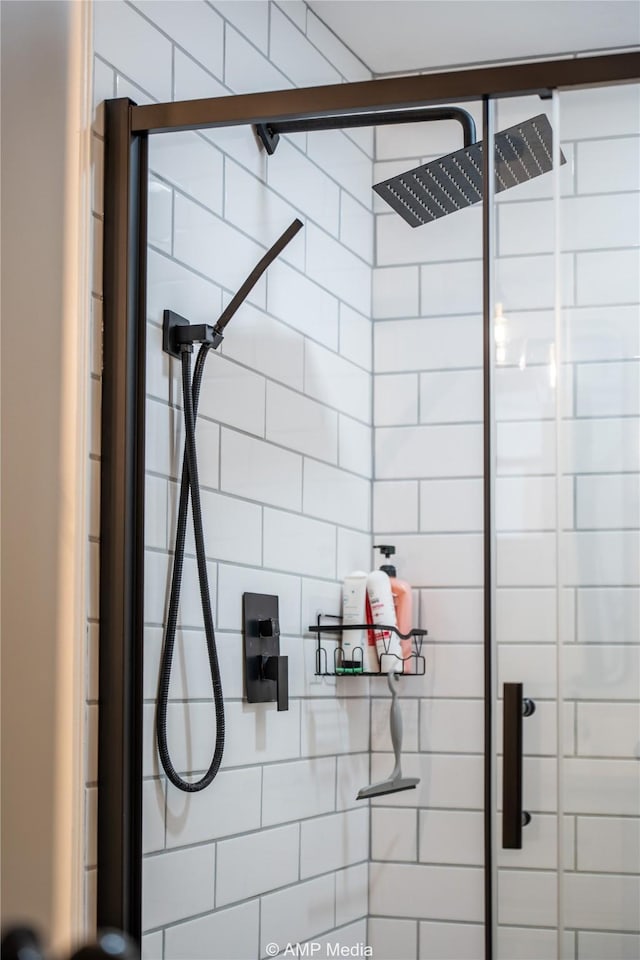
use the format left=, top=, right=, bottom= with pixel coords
left=307, top=1, right=640, bottom=74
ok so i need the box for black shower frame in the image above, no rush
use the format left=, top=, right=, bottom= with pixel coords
left=99, top=51, right=640, bottom=954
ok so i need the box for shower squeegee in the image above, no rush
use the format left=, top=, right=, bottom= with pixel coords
left=357, top=670, right=420, bottom=800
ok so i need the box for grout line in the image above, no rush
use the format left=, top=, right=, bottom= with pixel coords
left=373, top=299, right=640, bottom=321
left=220, top=15, right=226, bottom=85
left=170, top=40, right=175, bottom=102
left=370, top=42, right=640, bottom=77
left=371, top=912, right=484, bottom=926
left=303, top=2, right=373, bottom=80
left=373, top=240, right=640, bottom=272
left=266, top=0, right=272, bottom=59
left=170, top=184, right=175, bottom=258
left=257, top=891, right=262, bottom=955
left=221, top=151, right=227, bottom=220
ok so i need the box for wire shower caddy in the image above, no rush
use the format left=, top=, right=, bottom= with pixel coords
left=309, top=613, right=427, bottom=676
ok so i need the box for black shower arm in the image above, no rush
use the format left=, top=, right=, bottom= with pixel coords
left=256, top=106, right=477, bottom=155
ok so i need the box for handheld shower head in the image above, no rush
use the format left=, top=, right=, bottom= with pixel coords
left=163, top=218, right=304, bottom=359
left=214, top=217, right=303, bottom=335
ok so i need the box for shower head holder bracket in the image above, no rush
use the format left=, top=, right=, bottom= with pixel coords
left=162, top=309, right=224, bottom=360
left=255, top=123, right=279, bottom=155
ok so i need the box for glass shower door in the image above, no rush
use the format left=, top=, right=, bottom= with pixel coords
left=492, top=82, right=640, bottom=960
left=491, top=90, right=568, bottom=960
left=557, top=80, right=640, bottom=959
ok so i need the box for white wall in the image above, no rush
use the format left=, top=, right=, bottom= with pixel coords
left=0, top=0, right=91, bottom=952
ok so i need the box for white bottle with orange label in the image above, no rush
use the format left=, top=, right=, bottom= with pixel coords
left=373, top=545, right=414, bottom=671
left=366, top=568, right=402, bottom=673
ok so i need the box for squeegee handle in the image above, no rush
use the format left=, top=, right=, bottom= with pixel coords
left=387, top=670, right=402, bottom=781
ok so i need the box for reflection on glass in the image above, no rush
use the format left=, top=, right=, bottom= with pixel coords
left=494, top=302, right=509, bottom=366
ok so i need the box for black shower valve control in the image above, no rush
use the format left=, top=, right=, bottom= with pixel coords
left=243, top=593, right=289, bottom=712
left=260, top=654, right=289, bottom=712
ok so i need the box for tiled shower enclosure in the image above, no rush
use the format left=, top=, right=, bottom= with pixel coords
left=89, top=3, right=639, bottom=959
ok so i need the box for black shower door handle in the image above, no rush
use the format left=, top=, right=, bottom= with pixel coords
left=502, top=682, right=535, bottom=849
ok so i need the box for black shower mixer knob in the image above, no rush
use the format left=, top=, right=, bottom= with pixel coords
left=258, top=617, right=280, bottom=637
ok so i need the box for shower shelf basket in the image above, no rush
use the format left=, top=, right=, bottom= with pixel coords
left=309, top=613, right=427, bottom=677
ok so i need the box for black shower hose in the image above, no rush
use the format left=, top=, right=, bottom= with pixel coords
left=156, top=344, right=225, bottom=792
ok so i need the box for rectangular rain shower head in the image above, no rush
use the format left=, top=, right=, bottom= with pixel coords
left=373, top=113, right=565, bottom=227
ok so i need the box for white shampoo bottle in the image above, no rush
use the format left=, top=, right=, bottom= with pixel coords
left=366, top=570, right=402, bottom=673
left=341, top=571, right=370, bottom=672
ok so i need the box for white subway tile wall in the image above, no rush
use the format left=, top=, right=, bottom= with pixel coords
left=92, top=11, right=639, bottom=957
left=91, top=2, right=373, bottom=954
left=369, top=90, right=483, bottom=944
